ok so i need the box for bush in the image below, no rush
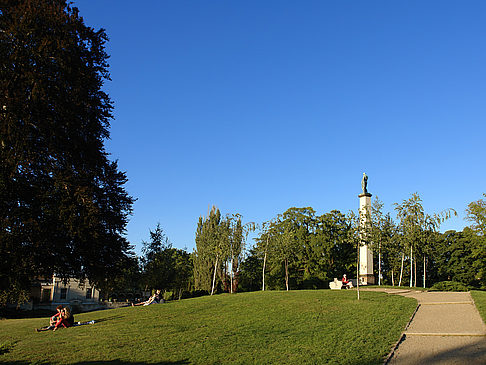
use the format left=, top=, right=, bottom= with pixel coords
left=185, top=290, right=209, bottom=299
left=300, top=277, right=327, bottom=290
left=162, top=291, right=173, bottom=301
left=430, top=281, right=469, bottom=292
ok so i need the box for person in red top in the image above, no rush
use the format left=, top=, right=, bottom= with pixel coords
left=53, top=306, right=74, bottom=331
left=342, top=274, right=353, bottom=289
left=36, top=305, right=64, bottom=332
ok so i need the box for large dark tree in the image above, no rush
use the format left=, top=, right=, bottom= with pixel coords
left=0, top=0, right=134, bottom=305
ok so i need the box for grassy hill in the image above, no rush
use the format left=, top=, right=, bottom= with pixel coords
left=0, top=290, right=416, bottom=364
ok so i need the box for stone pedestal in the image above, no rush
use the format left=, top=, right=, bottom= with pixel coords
left=358, top=192, right=375, bottom=285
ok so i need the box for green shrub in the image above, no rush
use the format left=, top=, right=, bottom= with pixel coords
left=430, top=281, right=469, bottom=291
left=180, top=289, right=208, bottom=299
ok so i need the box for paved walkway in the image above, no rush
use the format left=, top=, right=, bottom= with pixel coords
left=366, top=289, right=486, bottom=364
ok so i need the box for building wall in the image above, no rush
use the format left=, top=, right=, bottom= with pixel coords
left=40, top=276, right=100, bottom=304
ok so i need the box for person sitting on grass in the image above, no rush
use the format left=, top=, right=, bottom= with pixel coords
left=53, top=306, right=74, bottom=331
left=36, top=305, right=64, bottom=332
left=132, top=290, right=163, bottom=306
left=342, top=274, right=353, bottom=289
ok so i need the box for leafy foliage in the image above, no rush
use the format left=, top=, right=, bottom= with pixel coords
left=392, top=193, right=456, bottom=287
left=254, top=207, right=355, bottom=290
left=193, top=206, right=222, bottom=293
left=429, top=281, right=469, bottom=292
left=0, top=0, right=134, bottom=304
left=466, top=193, right=486, bottom=236
left=194, top=207, right=254, bottom=294
left=141, top=224, right=192, bottom=297
left=97, top=254, right=141, bottom=301
left=238, top=247, right=263, bottom=292
left=142, top=223, right=171, bottom=262
left=431, top=229, right=486, bottom=288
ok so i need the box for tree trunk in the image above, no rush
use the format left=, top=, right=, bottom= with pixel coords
left=409, top=245, right=413, bottom=288
left=399, top=253, right=404, bottom=287
left=378, top=243, right=382, bottom=286
left=392, top=269, right=395, bottom=286
left=262, top=247, right=267, bottom=291
left=211, top=255, right=219, bottom=296
left=357, top=239, right=360, bottom=300
left=285, top=258, right=289, bottom=291
left=230, top=256, right=234, bottom=294
left=423, top=255, right=426, bottom=288
left=414, top=256, right=417, bottom=287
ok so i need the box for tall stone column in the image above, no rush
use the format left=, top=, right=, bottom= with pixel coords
left=358, top=173, right=375, bottom=285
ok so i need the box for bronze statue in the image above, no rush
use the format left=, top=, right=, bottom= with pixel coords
left=361, top=172, right=368, bottom=194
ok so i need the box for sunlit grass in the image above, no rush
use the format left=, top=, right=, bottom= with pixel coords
left=471, top=290, right=486, bottom=325
left=0, top=290, right=416, bottom=364
left=367, top=285, right=428, bottom=291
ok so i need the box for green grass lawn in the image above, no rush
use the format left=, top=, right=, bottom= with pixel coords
left=364, top=285, right=428, bottom=291
left=0, top=290, right=416, bottom=364
left=471, top=290, right=486, bottom=325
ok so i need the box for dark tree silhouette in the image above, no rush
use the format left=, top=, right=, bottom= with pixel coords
left=0, top=0, right=134, bottom=305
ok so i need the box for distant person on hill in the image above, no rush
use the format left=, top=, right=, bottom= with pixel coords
left=132, top=290, right=163, bottom=306
left=53, top=306, right=75, bottom=331
left=342, top=274, right=353, bottom=289
left=36, top=305, right=64, bottom=332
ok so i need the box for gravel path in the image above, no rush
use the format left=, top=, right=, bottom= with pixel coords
left=369, top=289, right=486, bottom=364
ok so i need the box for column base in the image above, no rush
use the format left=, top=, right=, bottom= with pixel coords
left=359, top=274, right=375, bottom=285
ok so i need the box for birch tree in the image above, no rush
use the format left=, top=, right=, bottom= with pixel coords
left=347, top=210, right=362, bottom=300
left=226, top=214, right=256, bottom=293
left=258, top=219, right=278, bottom=291
left=466, top=193, right=486, bottom=236
left=395, top=193, right=456, bottom=288
left=371, top=197, right=385, bottom=286
left=273, top=227, right=296, bottom=291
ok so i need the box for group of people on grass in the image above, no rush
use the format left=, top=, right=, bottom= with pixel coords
left=36, top=290, right=163, bottom=333
left=36, top=305, right=74, bottom=332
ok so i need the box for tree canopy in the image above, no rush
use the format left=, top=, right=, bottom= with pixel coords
left=466, top=193, right=486, bottom=236
left=0, top=0, right=134, bottom=305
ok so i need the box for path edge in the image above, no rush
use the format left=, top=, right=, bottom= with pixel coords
left=383, top=301, right=421, bottom=365
left=469, top=291, right=486, bottom=327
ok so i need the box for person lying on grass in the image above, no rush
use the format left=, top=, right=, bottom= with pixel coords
left=132, top=290, right=163, bottom=306
left=36, top=305, right=64, bottom=332
left=342, top=274, right=353, bottom=289
left=53, top=306, right=75, bottom=331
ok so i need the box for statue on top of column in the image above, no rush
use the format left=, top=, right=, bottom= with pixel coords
left=361, top=172, right=368, bottom=194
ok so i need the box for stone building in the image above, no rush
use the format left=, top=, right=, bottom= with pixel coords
left=29, top=276, right=101, bottom=312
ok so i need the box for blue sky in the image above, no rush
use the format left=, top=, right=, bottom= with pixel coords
left=74, top=1, right=486, bottom=254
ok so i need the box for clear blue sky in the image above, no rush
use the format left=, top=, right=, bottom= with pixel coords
left=74, top=1, right=486, bottom=255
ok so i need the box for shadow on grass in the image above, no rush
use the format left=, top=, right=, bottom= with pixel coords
left=0, top=361, right=190, bottom=365
left=0, top=341, right=17, bottom=356
left=0, top=310, right=56, bottom=320
left=76, top=361, right=191, bottom=365
left=0, top=361, right=387, bottom=365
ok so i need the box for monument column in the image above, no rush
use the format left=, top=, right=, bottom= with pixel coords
left=358, top=173, right=375, bottom=285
